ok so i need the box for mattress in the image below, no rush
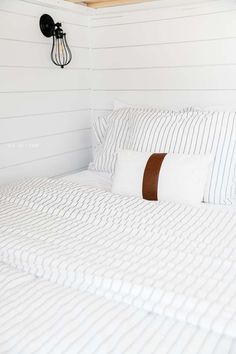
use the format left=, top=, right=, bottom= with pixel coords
left=0, top=177, right=235, bottom=353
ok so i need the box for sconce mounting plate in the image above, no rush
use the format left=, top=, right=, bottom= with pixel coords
left=40, top=14, right=55, bottom=38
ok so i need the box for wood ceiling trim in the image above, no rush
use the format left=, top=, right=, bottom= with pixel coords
left=65, top=0, right=85, bottom=3
left=65, top=0, right=153, bottom=8
left=88, top=0, right=151, bottom=7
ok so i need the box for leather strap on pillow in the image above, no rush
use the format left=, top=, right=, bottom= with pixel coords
left=142, top=153, right=167, bottom=201
left=112, top=149, right=211, bottom=204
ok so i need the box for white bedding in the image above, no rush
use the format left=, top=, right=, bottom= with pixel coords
left=0, top=177, right=236, bottom=353
left=62, top=170, right=236, bottom=212
left=61, top=169, right=112, bottom=191
left=1, top=263, right=234, bottom=354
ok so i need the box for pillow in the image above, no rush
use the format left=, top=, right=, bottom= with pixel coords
left=113, top=99, right=132, bottom=110
left=113, top=99, right=190, bottom=112
left=93, top=107, right=174, bottom=173
left=92, top=113, right=109, bottom=146
left=93, top=105, right=183, bottom=149
left=180, top=106, right=236, bottom=113
left=112, top=149, right=212, bottom=205
left=128, top=109, right=236, bottom=205
left=94, top=108, right=131, bottom=173
left=92, top=103, right=132, bottom=148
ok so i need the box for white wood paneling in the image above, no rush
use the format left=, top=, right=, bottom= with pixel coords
left=0, top=110, right=91, bottom=143
left=91, top=0, right=236, bottom=112
left=92, top=38, right=236, bottom=69
left=0, top=148, right=92, bottom=184
left=93, top=0, right=234, bottom=16
left=0, top=0, right=90, bottom=25
left=0, top=68, right=90, bottom=92
left=0, top=11, right=89, bottom=48
left=0, top=91, right=90, bottom=118
left=0, top=0, right=92, bottom=182
left=92, top=90, right=236, bottom=110
left=0, top=130, right=91, bottom=168
left=92, top=12, right=236, bottom=48
left=92, top=0, right=236, bottom=26
left=0, top=39, right=89, bottom=68
left=3, top=0, right=236, bottom=183
left=92, top=66, right=236, bottom=90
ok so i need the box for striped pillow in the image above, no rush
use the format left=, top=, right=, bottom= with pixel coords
left=94, top=108, right=131, bottom=173
left=128, top=109, right=236, bottom=205
left=93, top=107, right=176, bottom=148
left=93, top=113, right=109, bottom=146
left=112, top=149, right=212, bottom=205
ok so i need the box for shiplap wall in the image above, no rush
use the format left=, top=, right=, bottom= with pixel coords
left=91, top=0, right=236, bottom=118
left=0, top=0, right=92, bottom=183
left=2, top=0, right=236, bottom=183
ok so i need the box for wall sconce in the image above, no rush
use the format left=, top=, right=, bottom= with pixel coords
left=39, top=14, right=72, bottom=68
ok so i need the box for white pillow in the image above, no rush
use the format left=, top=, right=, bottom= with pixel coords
left=93, top=104, right=186, bottom=149
left=94, top=108, right=131, bottom=173
left=113, top=99, right=132, bottom=110
left=112, top=149, right=212, bottom=205
left=92, top=103, right=132, bottom=149
left=128, top=109, right=236, bottom=205
left=92, top=113, right=109, bottom=146
left=180, top=106, right=236, bottom=113
left=93, top=107, right=174, bottom=173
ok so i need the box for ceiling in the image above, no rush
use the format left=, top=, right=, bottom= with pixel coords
left=65, top=0, right=153, bottom=8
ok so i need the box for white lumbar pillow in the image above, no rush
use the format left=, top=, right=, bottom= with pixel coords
left=112, top=149, right=212, bottom=205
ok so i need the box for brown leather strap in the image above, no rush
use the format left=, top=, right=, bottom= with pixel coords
left=142, top=153, right=167, bottom=201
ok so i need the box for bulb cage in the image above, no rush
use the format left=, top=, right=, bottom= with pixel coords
left=39, top=14, right=72, bottom=68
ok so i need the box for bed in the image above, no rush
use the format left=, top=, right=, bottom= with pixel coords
left=0, top=173, right=235, bottom=353
left=62, top=170, right=236, bottom=212
left=61, top=169, right=112, bottom=191
left=0, top=107, right=235, bottom=353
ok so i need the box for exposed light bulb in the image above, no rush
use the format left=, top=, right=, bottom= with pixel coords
left=40, top=15, right=72, bottom=69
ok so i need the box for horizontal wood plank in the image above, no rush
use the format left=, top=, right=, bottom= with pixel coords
left=0, top=39, right=89, bottom=68
left=92, top=38, right=236, bottom=69
left=0, top=130, right=92, bottom=168
left=0, top=0, right=90, bottom=25
left=91, top=1, right=236, bottom=118
left=92, top=65, right=236, bottom=90
left=91, top=90, right=236, bottom=110
left=91, top=0, right=224, bottom=14
left=91, top=1, right=236, bottom=24
left=0, top=91, right=91, bottom=118
left=88, top=0, right=152, bottom=8
left=0, top=0, right=92, bottom=182
left=0, top=148, right=92, bottom=184
left=0, top=67, right=90, bottom=92
left=0, top=111, right=91, bottom=143
left=92, top=12, right=236, bottom=47
left=0, top=11, right=89, bottom=48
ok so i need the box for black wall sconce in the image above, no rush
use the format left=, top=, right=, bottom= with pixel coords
left=39, top=14, right=72, bottom=68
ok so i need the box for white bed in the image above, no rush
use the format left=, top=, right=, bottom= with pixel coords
left=62, top=170, right=236, bottom=212
left=0, top=174, right=235, bottom=354
left=1, top=106, right=235, bottom=353
left=61, top=169, right=112, bottom=191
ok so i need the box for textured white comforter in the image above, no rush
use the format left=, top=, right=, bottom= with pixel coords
left=0, top=178, right=236, bottom=353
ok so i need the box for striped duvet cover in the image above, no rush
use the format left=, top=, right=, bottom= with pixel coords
left=0, top=178, right=235, bottom=354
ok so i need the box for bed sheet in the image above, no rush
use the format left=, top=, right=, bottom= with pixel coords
left=61, top=170, right=236, bottom=212
left=1, top=262, right=234, bottom=354
left=0, top=178, right=235, bottom=353
left=61, top=170, right=112, bottom=191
